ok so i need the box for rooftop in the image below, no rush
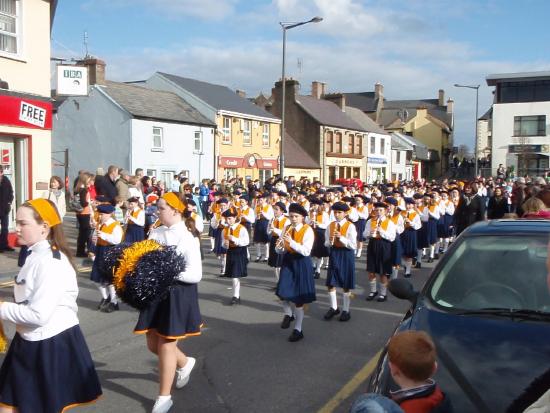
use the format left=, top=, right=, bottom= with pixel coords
left=295, top=95, right=366, bottom=131
left=486, top=71, right=550, bottom=86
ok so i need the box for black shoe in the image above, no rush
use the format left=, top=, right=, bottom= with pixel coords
left=102, top=302, right=119, bottom=313
left=377, top=295, right=387, bottom=302
left=97, top=298, right=110, bottom=310
left=434, top=253, right=439, bottom=260
left=314, top=272, right=320, bottom=279
left=76, top=253, right=88, bottom=258
left=404, top=273, right=411, bottom=278
left=428, top=257, right=434, bottom=263
left=261, top=258, right=268, bottom=263
left=231, top=296, right=241, bottom=305
left=412, top=258, right=417, bottom=266
left=366, top=291, right=378, bottom=301
left=323, top=307, right=340, bottom=320
left=339, top=311, right=351, bottom=322
left=415, top=262, right=421, bottom=269
left=288, top=329, right=304, bottom=342
left=280, top=315, right=295, bottom=329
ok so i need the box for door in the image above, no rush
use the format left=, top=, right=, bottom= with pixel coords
left=0, top=138, right=16, bottom=230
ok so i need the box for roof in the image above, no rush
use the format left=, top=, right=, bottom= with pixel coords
left=479, top=107, right=492, bottom=121
left=383, top=99, right=453, bottom=129
left=345, top=107, right=388, bottom=134
left=391, top=134, right=410, bottom=150
left=157, top=72, right=279, bottom=120
left=463, top=219, right=550, bottom=236
left=486, top=71, right=550, bottom=86
left=295, top=95, right=366, bottom=131
left=98, top=81, right=215, bottom=126
left=284, top=132, right=321, bottom=169
left=392, top=132, right=430, bottom=161
left=342, top=92, right=378, bottom=112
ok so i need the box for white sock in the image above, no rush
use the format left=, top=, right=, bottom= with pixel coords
left=107, top=284, right=118, bottom=304
left=210, top=238, right=215, bottom=249
left=221, top=255, right=226, bottom=272
left=97, top=284, right=108, bottom=300
left=265, top=243, right=269, bottom=259
left=156, top=395, right=171, bottom=403
left=435, top=241, right=440, bottom=253
left=274, top=268, right=280, bottom=282
left=342, top=292, right=351, bottom=312
left=328, top=290, right=337, bottom=309
left=294, top=307, right=304, bottom=332
left=380, top=284, right=387, bottom=297
left=314, top=257, right=321, bottom=272
left=246, top=248, right=250, bottom=260
left=417, top=250, right=422, bottom=262
left=356, top=245, right=362, bottom=257
left=282, top=301, right=292, bottom=317
left=370, top=280, right=377, bottom=293
left=443, top=238, right=449, bottom=252
left=391, top=267, right=398, bottom=280
left=405, top=260, right=412, bottom=274
left=430, top=245, right=435, bottom=258
left=256, top=244, right=262, bottom=258
left=232, top=278, right=241, bottom=298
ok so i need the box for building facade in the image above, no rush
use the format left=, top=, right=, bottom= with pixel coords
left=0, top=0, right=56, bottom=239
left=487, top=71, right=550, bottom=177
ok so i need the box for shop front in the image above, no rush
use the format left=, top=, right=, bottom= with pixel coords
left=508, top=144, right=550, bottom=177
left=218, top=154, right=279, bottom=183
left=366, top=156, right=389, bottom=183
left=0, top=92, right=53, bottom=244
left=324, top=156, right=365, bottom=185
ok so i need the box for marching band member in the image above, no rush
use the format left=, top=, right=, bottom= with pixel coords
left=387, top=197, right=404, bottom=280
left=185, top=199, right=204, bottom=234
left=363, top=202, right=397, bottom=302
left=210, top=198, right=230, bottom=274
left=309, top=198, right=330, bottom=279
left=324, top=202, right=357, bottom=322
left=297, top=191, right=310, bottom=212
left=423, top=194, right=440, bottom=263
left=275, top=203, right=315, bottom=342
left=354, top=195, right=369, bottom=258
left=238, top=195, right=255, bottom=238
left=414, top=193, right=427, bottom=269
left=124, top=196, right=146, bottom=243
left=222, top=208, right=249, bottom=305
left=267, top=202, right=290, bottom=283
left=253, top=194, right=273, bottom=262
left=440, top=191, right=455, bottom=254
left=207, top=192, right=222, bottom=252
left=400, top=198, right=422, bottom=277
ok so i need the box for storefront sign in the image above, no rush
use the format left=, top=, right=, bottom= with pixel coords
left=1, top=149, right=9, bottom=165
left=325, top=156, right=364, bottom=167
left=258, top=159, right=279, bottom=169
left=0, top=94, right=52, bottom=130
left=56, top=65, right=89, bottom=96
left=508, top=144, right=549, bottom=153
left=219, top=156, right=244, bottom=168
left=367, top=157, right=388, bottom=165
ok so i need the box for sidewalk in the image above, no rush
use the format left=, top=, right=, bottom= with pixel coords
left=0, top=212, right=91, bottom=286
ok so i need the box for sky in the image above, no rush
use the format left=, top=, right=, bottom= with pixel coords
left=51, top=0, right=550, bottom=149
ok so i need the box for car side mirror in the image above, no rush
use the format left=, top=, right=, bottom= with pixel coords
left=389, top=279, right=418, bottom=303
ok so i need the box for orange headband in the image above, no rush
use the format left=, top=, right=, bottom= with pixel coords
left=28, top=199, right=62, bottom=227
left=162, top=192, right=185, bottom=213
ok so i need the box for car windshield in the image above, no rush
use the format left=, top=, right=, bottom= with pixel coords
left=428, top=235, right=550, bottom=313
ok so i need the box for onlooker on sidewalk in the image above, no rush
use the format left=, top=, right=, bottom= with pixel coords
left=0, top=165, right=14, bottom=252
left=41, top=176, right=67, bottom=220
left=95, top=165, right=119, bottom=204
left=74, top=172, right=93, bottom=258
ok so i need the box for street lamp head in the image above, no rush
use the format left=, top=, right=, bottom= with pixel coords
left=310, top=16, right=323, bottom=23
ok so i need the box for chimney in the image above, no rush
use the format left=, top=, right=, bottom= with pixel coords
left=446, top=98, right=454, bottom=114
left=236, top=89, right=246, bottom=98
left=311, top=81, right=326, bottom=99
left=77, top=57, right=106, bottom=85
left=324, top=92, right=346, bottom=112
left=375, top=82, right=384, bottom=100
left=438, top=89, right=445, bottom=106
left=271, top=78, right=300, bottom=117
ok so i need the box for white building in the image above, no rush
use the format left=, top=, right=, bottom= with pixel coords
left=366, top=132, right=391, bottom=183
left=487, top=71, right=550, bottom=176
left=390, top=135, right=412, bottom=181
left=53, top=61, right=216, bottom=186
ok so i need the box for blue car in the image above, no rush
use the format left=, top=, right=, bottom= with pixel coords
left=367, top=219, right=550, bottom=412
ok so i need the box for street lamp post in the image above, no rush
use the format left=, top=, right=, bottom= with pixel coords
left=454, top=83, right=480, bottom=178
left=279, top=16, right=323, bottom=179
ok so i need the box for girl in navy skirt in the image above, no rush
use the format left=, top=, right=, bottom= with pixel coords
left=323, top=202, right=357, bottom=322
left=238, top=196, right=255, bottom=259
left=90, top=204, right=123, bottom=313
left=0, top=199, right=101, bottom=413
left=275, top=203, right=315, bottom=342
left=386, top=198, right=404, bottom=280
left=439, top=191, right=455, bottom=254
left=400, top=198, right=422, bottom=277
left=415, top=194, right=429, bottom=269
left=354, top=195, right=369, bottom=258
left=307, top=199, right=330, bottom=279
left=134, top=192, right=202, bottom=413
left=423, top=194, right=440, bottom=263
left=210, top=198, right=230, bottom=274
left=221, top=209, right=249, bottom=305
left=363, top=202, right=397, bottom=302
left=124, top=196, right=145, bottom=243
left=253, top=194, right=273, bottom=262
left=268, top=202, right=289, bottom=283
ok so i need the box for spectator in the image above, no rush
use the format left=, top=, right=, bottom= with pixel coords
left=73, top=172, right=93, bottom=258
left=41, top=176, right=67, bottom=219
left=496, top=164, right=506, bottom=179
left=0, top=165, right=14, bottom=252
left=94, top=165, right=119, bottom=204
left=170, top=174, right=181, bottom=192
left=487, top=187, right=509, bottom=219
left=455, top=182, right=485, bottom=235
left=199, top=179, right=210, bottom=218
left=128, top=175, right=144, bottom=205
left=521, top=197, right=550, bottom=219
left=116, top=169, right=131, bottom=206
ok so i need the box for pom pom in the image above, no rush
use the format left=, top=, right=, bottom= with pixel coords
left=97, top=242, right=130, bottom=279
left=0, top=321, right=8, bottom=353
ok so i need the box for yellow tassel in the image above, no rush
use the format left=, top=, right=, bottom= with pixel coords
left=0, top=320, right=8, bottom=353
left=113, top=240, right=162, bottom=292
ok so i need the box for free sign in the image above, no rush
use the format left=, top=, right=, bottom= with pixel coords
left=19, top=101, right=46, bottom=128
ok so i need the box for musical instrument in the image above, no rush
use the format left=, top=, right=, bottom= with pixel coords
left=276, top=224, right=292, bottom=250
left=330, top=222, right=340, bottom=245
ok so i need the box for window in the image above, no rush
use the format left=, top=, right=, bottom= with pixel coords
left=514, top=115, right=546, bottom=136
left=0, top=0, right=18, bottom=55
left=396, top=151, right=401, bottom=164
left=224, top=168, right=237, bottom=180
left=355, top=135, right=362, bottom=155
left=146, top=169, right=156, bottom=177
left=380, top=138, right=385, bottom=155
left=335, top=132, right=342, bottom=153
left=222, top=117, right=231, bottom=144
left=348, top=134, right=354, bottom=154
left=498, top=80, right=550, bottom=103
left=194, top=131, right=203, bottom=153
left=243, top=120, right=251, bottom=145
left=259, top=169, right=273, bottom=183
left=326, top=131, right=334, bottom=152
left=370, top=136, right=376, bottom=154
left=262, top=123, right=270, bottom=147
left=161, top=170, right=176, bottom=185
left=152, top=127, right=163, bottom=151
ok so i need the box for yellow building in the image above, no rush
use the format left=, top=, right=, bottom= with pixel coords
left=0, top=0, right=57, bottom=241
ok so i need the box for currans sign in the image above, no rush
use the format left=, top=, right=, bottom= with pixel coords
left=56, top=65, right=89, bottom=96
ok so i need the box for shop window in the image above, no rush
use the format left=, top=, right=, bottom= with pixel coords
left=259, top=169, right=273, bottom=183
left=224, top=168, right=238, bottom=180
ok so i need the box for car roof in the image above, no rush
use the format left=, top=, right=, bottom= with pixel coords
left=463, top=219, right=550, bottom=236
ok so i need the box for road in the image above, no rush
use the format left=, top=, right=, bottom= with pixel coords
left=0, top=216, right=435, bottom=413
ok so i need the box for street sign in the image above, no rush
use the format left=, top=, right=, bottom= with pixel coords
left=508, top=144, right=549, bottom=153
left=56, top=65, right=89, bottom=96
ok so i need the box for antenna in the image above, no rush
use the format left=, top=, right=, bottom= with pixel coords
left=83, top=31, right=89, bottom=58
left=297, top=58, right=303, bottom=74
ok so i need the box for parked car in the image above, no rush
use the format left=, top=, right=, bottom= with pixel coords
left=334, top=178, right=364, bottom=189
left=367, top=219, right=550, bottom=412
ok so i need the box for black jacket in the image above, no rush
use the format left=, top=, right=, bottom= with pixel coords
left=487, top=196, right=509, bottom=219
left=95, top=174, right=117, bottom=204
left=455, top=194, right=485, bottom=235
left=0, top=175, right=14, bottom=215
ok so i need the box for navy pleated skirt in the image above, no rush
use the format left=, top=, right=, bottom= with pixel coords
left=442, top=214, right=454, bottom=238
left=213, top=227, right=227, bottom=255
left=391, top=233, right=403, bottom=266
left=125, top=223, right=145, bottom=243
left=276, top=253, right=316, bottom=305
left=253, top=219, right=270, bottom=243
left=355, top=219, right=367, bottom=242
left=366, top=238, right=392, bottom=275
left=426, top=218, right=438, bottom=245
left=400, top=228, right=418, bottom=258
left=90, top=244, right=112, bottom=284
left=135, top=282, right=202, bottom=339
left=326, top=247, right=355, bottom=289
left=417, top=223, right=429, bottom=249
left=268, top=237, right=283, bottom=268
left=223, top=246, right=248, bottom=278
left=0, top=325, right=102, bottom=413
left=311, top=227, right=330, bottom=258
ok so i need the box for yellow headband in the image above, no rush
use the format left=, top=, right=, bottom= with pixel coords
left=28, top=199, right=62, bottom=227
left=162, top=192, right=185, bottom=213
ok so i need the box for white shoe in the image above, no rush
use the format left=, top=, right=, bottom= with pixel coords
left=152, top=397, right=173, bottom=413
left=175, top=357, right=196, bottom=389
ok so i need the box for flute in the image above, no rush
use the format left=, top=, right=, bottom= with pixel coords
left=276, top=224, right=292, bottom=250
left=331, top=222, right=340, bottom=245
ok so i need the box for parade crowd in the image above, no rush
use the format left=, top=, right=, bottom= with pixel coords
left=1, top=162, right=550, bottom=413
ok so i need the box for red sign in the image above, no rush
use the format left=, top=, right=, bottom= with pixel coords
left=219, top=156, right=244, bottom=168
left=258, top=159, right=279, bottom=170
left=0, top=94, right=52, bottom=130
left=1, top=149, right=9, bottom=165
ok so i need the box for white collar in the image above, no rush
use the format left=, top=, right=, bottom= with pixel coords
left=29, top=239, right=50, bottom=253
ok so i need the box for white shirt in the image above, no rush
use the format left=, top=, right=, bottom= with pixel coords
left=225, top=223, right=250, bottom=247
left=347, top=207, right=359, bottom=223
left=0, top=240, right=79, bottom=341
left=239, top=206, right=256, bottom=224
left=275, top=223, right=314, bottom=256
left=363, top=217, right=397, bottom=242
left=403, top=210, right=422, bottom=230
left=126, top=207, right=145, bottom=227
left=97, top=217, right=124, bottom=244
left=149, top=221, right=202, bottom=284
left=191, top=212, right=204, bottom=233
left=271, top=216, right=290, bottom=237
left=307, top=211, right=330, bottom=230
left=324, top=219, right=357, bottom=250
